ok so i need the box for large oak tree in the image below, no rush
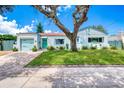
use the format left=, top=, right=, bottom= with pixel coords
left=0, top=5, right=90, bottom=51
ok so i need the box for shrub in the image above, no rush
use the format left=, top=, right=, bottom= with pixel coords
left=56, top=46, right=59, bottom=49
left=12, top=47, right=18, bottom=52
left=82, top=46, right=88, bottom=50
left=47, top=46, right=55, bottom=51
left=59, top=46, right=65, bottom=50
left=32, top=46, right=37, bottom=52
left=111, top=46, right=117, bottom=50
left=102, top=47, right=108, bottom=49
left=56, top=47, right=59, bottom=50
left=90, top=46, right=97, bottom=50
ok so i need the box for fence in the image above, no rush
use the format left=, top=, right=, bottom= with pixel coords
left=0, top=40, right=15, bottom=51
left=108, top=40, right=123, bottom=49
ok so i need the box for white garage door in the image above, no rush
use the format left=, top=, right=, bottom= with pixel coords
left=21, top=39, right=34, bottom=51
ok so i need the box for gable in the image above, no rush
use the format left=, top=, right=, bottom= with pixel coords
left=78, top=28, right=107, bottom=36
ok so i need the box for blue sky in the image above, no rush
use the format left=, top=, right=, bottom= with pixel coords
left=1, top=5, right=124, bottom=35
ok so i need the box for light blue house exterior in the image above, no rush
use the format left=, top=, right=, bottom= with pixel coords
left=77, top=28, right=109, bottom=49
left=16, top=28, right=109, bottom=51
left=16, top=33, right=41, bottom=51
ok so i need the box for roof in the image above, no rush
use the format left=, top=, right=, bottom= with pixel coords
left=40, top=33, right=66, bottom=36
left=108, top=35, right=121, bottom=41
left=16, top=32, right=37, bottom=35
left=79, top=27, right=108, bottom=34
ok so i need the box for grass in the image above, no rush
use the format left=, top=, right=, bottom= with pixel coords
left=26, top=49, right=124, bottom=67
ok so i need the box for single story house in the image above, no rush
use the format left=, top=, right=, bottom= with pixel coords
left=77, top=28, right=109, bottom=49
left=16, top=28, right=109, bottom=51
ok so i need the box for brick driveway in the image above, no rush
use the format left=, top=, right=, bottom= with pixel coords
left=0, top=52, right=124, bottom=88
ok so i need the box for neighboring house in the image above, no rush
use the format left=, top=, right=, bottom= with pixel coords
left=108, top=32, right=124, bottom=49
left=16, top=28, right=109, bottom=51
left=77, top=28, right=109, bottom=49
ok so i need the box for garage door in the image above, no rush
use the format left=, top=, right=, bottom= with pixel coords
left=21, top=39, right=34, bottom=51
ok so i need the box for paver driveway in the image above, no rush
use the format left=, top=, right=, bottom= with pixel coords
left=0, top=52, right=124, bottom=88
left=0, top=51, right=41, bottom=86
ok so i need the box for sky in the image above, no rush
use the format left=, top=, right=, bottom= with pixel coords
left=0, top=5, right=124, bottom=35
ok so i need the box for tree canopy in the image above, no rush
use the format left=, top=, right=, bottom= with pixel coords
left=0, top=34, right=17, bottom=40
left=80, top=25, right=107, bottom=34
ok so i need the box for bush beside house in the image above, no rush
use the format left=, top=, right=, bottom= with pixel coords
left=47, top=46, right=66, bottom=51
left=110, top=46, right=117, bottom=50
left=12, top=47, right=18, bottom=52
left=82, top=46, right=88, bottom=50
left=47, top=46, right=55, bottom=51
left=32, top=46, right=38, bottom=52
left=102, top=47, right=108, bottom=49
left=59, top=46, right=65, bottom=50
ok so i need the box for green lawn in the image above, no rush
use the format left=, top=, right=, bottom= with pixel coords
left=26, top=49, right=124, bottom=67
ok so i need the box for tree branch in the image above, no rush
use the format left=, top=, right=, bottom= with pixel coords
left=73, top=5, right=90, bottom=37
left=33, top=5, right=71, bottom=37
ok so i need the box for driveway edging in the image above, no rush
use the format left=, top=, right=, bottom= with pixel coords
left=26, top=64, right=124, bottom=68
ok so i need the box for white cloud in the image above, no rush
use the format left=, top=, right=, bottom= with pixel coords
left=44, top=30, right=52, bottom=33
left=44, top=30, right=60, bottom=33
left=0, top=15, right=34, bottom=35
left=0, top=15, right=7, bottom=22
left=32, top=20, right=35, bottom=23
left=57, top=5, right=72, bottom=12
left=57, top=13, right=60, bottom=16
left=58, top=6, right=62, bottom=12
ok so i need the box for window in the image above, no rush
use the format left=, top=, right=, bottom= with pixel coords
left=88, top=37, right=104, bottom=43
left=77, top=36, right=80, bottom=43
left=55, top=39, right=64, bottom=44
left=88, top=38, right=91, bottom=42
left=99, top=38, right=102, bottom=42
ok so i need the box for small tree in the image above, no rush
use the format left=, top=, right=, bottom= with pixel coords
left=89, top=25, right=107, bottom=34
left=95, top=25, right=107, bottom=34
left=36, top=22, right=43, bottom=33
left=80, top=25, right=107, bottom=34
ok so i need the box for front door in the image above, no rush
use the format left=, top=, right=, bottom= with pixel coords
left=42, top=38, right=47, bottom=48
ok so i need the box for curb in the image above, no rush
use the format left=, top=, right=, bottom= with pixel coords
left=26, top=65, right=124, bottom=68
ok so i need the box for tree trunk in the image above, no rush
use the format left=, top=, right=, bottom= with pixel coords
left=70, top=37, right=77, bottom=52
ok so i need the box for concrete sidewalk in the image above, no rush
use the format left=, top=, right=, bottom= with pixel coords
left=0, top=67, right=124, bottom=88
